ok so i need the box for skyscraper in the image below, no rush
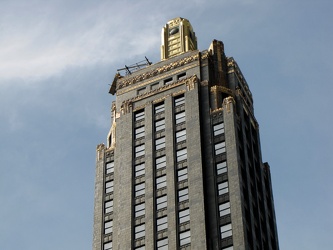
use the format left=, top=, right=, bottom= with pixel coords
left=93, top=17, right=279, bottom=250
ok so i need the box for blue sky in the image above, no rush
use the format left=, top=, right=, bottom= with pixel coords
left=1, top=0, right=332, bottom=249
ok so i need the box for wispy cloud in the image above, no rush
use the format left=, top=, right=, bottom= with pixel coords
left=0, top=1, right=163, bottom=81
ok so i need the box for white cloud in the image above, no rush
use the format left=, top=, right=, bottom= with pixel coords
left=0, top=1, right=163, bottom=82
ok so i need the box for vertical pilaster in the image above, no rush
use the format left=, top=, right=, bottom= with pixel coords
left=112, top=111, right=133, bottom=250
left=93, top=144, right=105, bottom=250
left=223, top=97, right=246, bottom=250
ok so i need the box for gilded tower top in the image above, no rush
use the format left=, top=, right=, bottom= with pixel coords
left=161, top=17, right=197, bottom=60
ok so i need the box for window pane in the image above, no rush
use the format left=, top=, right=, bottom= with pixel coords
left=135, top=126, right=145, bottom=139
left=156, top=156, right=166, bottom=170
left=135, top=203, right=145, bottom=217
left=157, top=195, right=167, bottom=210
left=178, top=188, right=188, bottom=202
left=175, top=112, right=185, bottom=124
left=105, top=181, right=114, bottom=193
left=157, top=238, right=168, bottom=249
left=135, top=183, right=145, bottom=196
left=135, top=163, right=145, bottom=177
left=135, top=144, right=145, bottom=158
left=155, top=119, right=165, bottom=131
left=220, top=224, right=232, bottom=239
left=155, top=103, right=165, bottom=114
left=157, top=216, right=168, bottom=231
left=177, top=168, right=188, bottom=182
left=175, top=95, right=185, bottom=106
left=135, top=110, right=145, bottom=121
left=155, top=137, right=166, bottom=150
left=218, top=182, right=229, bottom=195
left=104, top=220, right=113, bottom=234
left=176, top=129, right=186, bottom=143
left=217, top=161, right=227, bottom=175
left=215, top=142, right=226, bottom=155
left=135, top=224, right=145, bottom=239
left=219, top=202, right=231, bottom=217
left=104, top=242, right=112, bottom=250
left=179, top=208, right=190, bottom=224
left=179, top=230, right=191, bottom=246
left=176, top=148, right=187, bottom=162
left=156, top=175, right=166, bottom=189
left=213, top=123, right=224, bottom=136
left=106, top=162, right=114, bottom=174
left=105, top=200, right=113, bottom=213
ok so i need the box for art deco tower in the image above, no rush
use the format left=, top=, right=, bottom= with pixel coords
left=93, top=17, right=279, bottom=250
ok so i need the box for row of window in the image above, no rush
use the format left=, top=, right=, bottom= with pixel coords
left=104, top=160, right=115, bottom=250
left=174, top=96, right=191, bottom=248
left=137, top=72, right=187, bottom=95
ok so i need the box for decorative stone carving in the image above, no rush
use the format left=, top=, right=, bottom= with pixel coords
left=116, top=54, right=200, bottom=90
left=126, top=75, right=197, bottom=104
left=108, top=103, right=117, bottom=149
left=121, top=100, right=132, bottom=115
left=186, top=75, right=197, bottom=91
left=223, top=96, right=235, bottom=113
left=96, top=143, right=105, bottom=161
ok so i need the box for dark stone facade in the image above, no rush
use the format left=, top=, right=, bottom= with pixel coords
left=93, top=40, right=279, bottom=250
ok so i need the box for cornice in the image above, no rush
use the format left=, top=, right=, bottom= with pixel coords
left=116, top=53, right=200, bottom=91
left=129, top=75, right=197, bottom=104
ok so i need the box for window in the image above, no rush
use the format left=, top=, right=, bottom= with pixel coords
left=156, top=175, right=167, bottom=189
left=157, top=238, right=168, bottom=250
left=135, top=144, right=145, bottom=158
left=164, top=77, right=173, bottom=85
left=135, top=163, right=145, bottom=177
left=106, top=162, right=114, bottom=174
left=179, top=208, right=190, bottom=224
left=104, top=220, right=113, bottom=234
left=156, top=156, right=166, bottom=170
left=175, top=95, right=185, bottom=107
left=156, top=195, right=167, bottom=210
left=177, top=72, right=186, bottom=80
left=135, top=182, right=145, bottom=197
left=104, top=242, right=112, bottom=250
left=135, top=203, right=145, bottom=217
left=179, top=230, right=191, bottom=246
left=105, top=181, right=114, bottom=194
left=155, top=103, right=165, bottom=114
left=155, top=119, right=165, bottom=131
left=175, top=111, right=185, bottom=124
left=135, top=224, right=145, bottom=239
left=135, top=110, right=145, bottom=121
left=213, top=123, right=224, bottom=136
left=177, top=168, right=188, bottom=182
left=219, top=202, right=231, bottom=217
left=176, top=129, right=186, bottom=143
left=178, top=188, right=189, bottom=202
left=151, top=82, right=159, bottom=90
left=157, top=216, right=168, bottom=231
left=220, top=224, right=232, bottom=239
left=217, top=161, right=227, bottom=175
left=135, top=126, right=145, bottom=139
left=105, top=200, right=113, bottom=214
left=176, top=148, right=187, bottom=162
left=218, top=182, right=229, bottom=196
left=137, top=87, right=146, bottom=95
left=135, top=246, right=145, bottom=250
left=215, top=142, right=226, bottom=155
left=155, top=137, right=166, bottom=150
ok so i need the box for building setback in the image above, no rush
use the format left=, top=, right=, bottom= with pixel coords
left=93, top=17, right=279, bottom=250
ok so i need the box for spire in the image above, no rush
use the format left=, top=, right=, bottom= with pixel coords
left=161, top=17, right=197, bottom=60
